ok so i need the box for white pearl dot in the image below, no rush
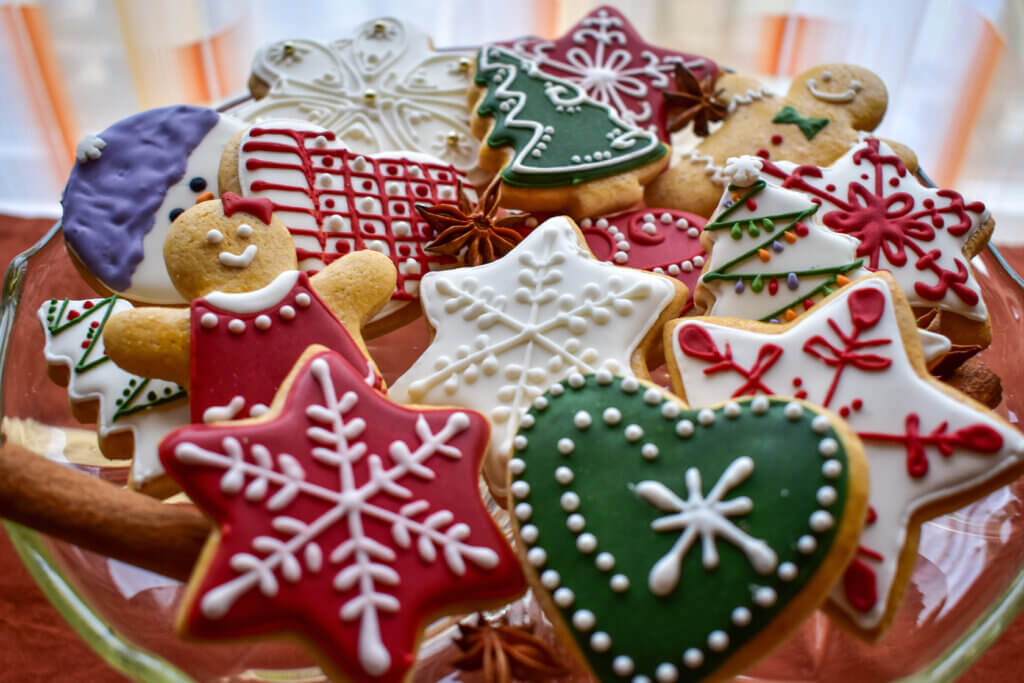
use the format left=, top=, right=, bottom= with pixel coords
left=676, top=419, right=695, bottom=437
left=553, top=587, right=574, bottom=607
left=534, top=396, right=549, bottom=411
left=707, top=630, right=729, bottom=652
left=778, top=562, right=798, bottom=581
left=568, top=372, right=585, bottom=389
left=810, top=510, right=834, bottom=532
left=508, top=458, right=526, bottom=475
left=279, top=305, right=295, bottom=319
left=621, top=377, right=639, bottom=393
left=557, top=438, right=575, bottom=455
left=200, top=312, right=218, bottom=328
left=655, top=662, right=679, bottom=682
left=610, top=573, right=630, bottom=592
left=751, top=396, right=769, bottom=414
left=603, top=407, right=622, bottom=425
left=644, top=388, right=662, bottom=405
left=624, top=424, right=644, bottom=442
left=683, top=648, right=704, bottom=668
left=784, top=402, right=803, bottom=420
left=540, top=569, right=560, bottom=589
left=661, top=402, right=680, bottom=419
left=254, top=315, right=270, bottom=331
left=520, top=524, right=539, bottom=544
left=228, top=318, right=245, bottom=334
left=527, top=547, right=547, bottom=567
left=574, top=411, right=592, bottom=430
left=514, top=435, right=528, bottom=451
left=754, top=586, right=777, bottom=607
left=590, top=631, right=612, bottom=652
left=612, top=656, right=634, bottom=676
left=519, top=414, right=535, bottom=429
left=572, top=610, right=596, bottom=631
left=723, top=402, right=741, bottom=418
left=819, top=438, right=838, bottom=456
left=555, top=466, right=574, bottom=485
left=561, top=491, right=580, bottom=512
left=817, top=486, right=838, bottom=506
left=641, top=443, right=659, bottom=460
left=511, top=480, right=530, bottom=499
left=812, top=414, right=830, bottom=434
left=567, top=514, right=585, bottom=533
left=515, top=502, right=532, bottom=521
left=295, top=292, right=311, bottom=308
left=576, top=533, right=597, bottom=554
left=822, top=459, right=842, bottom=479
left=595, top=369, right=613, bottom=385
left=797, top=535, right=817, bottom=554
left=596, top=552, right=615, bottom=571
left=550, top=383, right=565, bottom=397
left=697, top=408, right=715, bottom=426
left=732, top=606, right=752, bottom=626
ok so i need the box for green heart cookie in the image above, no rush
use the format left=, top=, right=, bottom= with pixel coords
left=509, top=373, right=866, bottom=682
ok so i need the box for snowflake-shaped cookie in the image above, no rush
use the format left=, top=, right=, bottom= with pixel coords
left=388, top=216, right=684, bottom=492
left=497, top=5, right=717, bottom=139
left=761, top=137, right=991, bottom=322
left=160, top=347, right=524, bottom=682
left=233, top=17, right=480, bottom=170
left=667, top=274, right=1024, bottom=638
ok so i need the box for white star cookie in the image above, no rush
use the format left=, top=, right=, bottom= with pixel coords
left=666, top=273, right=1024, bottom=639
left=389, top=216, right=687, bottom=496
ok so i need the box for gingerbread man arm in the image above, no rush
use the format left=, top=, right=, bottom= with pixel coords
left=310, top=250, right=397, bottom=346
left=103, top=308, right=191, bottom=388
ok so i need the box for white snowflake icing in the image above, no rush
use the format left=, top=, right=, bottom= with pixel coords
left=232, top=17, right=479, bottom=170
left=723, top=156, right=763, bottom=187
left=389, top=216, right=679, bottom=465
left=171, top=357, right=499, bottom=676
left=635, top=456, right=778, bottom=596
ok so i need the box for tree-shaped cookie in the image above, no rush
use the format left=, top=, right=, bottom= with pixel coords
left=234, top=17, right=480, bottom=171
left=696, top=157, right=867, bottom=321
left=103, top=194, right=394, bottom=427
left=761, top=137, right=993, bottom=346
left=666, top=273, right=1024, bottom=639
left=495, top=5, right=718, bottom=140
left=160, top=346, right=525, bottom=682
left=645, top=64, right=918, bottom=218
left=469, top=46, right=669, bottom=217
left=38, top=295, right=189, bottom=497
left=388, top=216, right=687, bottom=498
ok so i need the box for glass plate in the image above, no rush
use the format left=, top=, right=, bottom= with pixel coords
left=3, top=219, right=1024, bottom=682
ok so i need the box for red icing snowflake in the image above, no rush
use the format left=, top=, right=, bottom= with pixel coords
left=761, top=138, right=989, bottom=315
left=496, top=5, right=717, bottom=140
left=238, top=126, right=471, bottom=308
left=160, top=349, right=524, bottom=682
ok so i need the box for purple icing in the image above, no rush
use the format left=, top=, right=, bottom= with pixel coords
left=62, top=105, right=220, bottom=290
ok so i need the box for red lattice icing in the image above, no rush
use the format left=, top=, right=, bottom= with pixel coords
left=238, top=125, right=470, bottom=305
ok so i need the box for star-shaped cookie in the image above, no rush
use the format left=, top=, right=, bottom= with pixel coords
left=388, top=216, right=687, bottom=496
left=496, top=5, right=718, bottom=140
left=160, top=347, right=525, bottom=682
left=665, top=273, right=1024, bottom=639
left=233, top=17, right=480, bottom=171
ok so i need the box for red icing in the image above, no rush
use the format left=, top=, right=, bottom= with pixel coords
left=844, top=557, right=878, bottom=612
left=83, top=301, right=94, bottom=309
left=677, top=325, right=781, bottom=397
left=771, top=134, right=783, bottom=145
left=67, top=310, right=80, bottom=320
left=802, top=287, right=892, bottom=408
left=160, top=349, right=524, bottom=682
left=761, top=139, right=987, bottom=306
left=190, top=271, right=383, bottom=424
left=222, top=192, right=275, bottom=225
left=858, top=414, right=1004, bottom=478
left=240, top=127, right=467, bottom=302
left=495, top=5, right=717, bottom=142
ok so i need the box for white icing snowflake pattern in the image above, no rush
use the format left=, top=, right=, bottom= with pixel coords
left=389, top=217, right=680, bottom=467
left=232, top=17, right=479, bottom=170
left=171, top=357, right=499, bottom=675
left=635, top=456, right=778, bottom=596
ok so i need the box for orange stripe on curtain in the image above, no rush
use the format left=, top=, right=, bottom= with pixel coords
left=757, top=15, right=788, bottom=75
left=2, top=4, right=78, bottom=173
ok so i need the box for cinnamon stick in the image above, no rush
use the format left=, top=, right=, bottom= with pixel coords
left=0, top=443, right=209, bottom=582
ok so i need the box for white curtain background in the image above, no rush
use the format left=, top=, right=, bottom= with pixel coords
left=1, top=0, right=1021, bottom=241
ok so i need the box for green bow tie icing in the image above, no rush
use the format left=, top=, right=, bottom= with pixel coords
left=509, top=373, right=867, bottom=682
left=771, top=106, right=830, bottom=141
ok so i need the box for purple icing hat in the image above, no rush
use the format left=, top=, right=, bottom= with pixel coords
left=62, top=105, right=220, bottom=291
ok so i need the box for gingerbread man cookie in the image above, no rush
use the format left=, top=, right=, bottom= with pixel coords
left=102, top=194, right=395, bottom=427
left=645, top=64, right=918, bottom=218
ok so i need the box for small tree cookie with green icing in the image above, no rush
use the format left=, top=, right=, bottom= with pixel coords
left=468, top=46, right=670, bottom=218
left=645, top=64, right=918, bottom=218
left=103, top=193, right=395, bottom=427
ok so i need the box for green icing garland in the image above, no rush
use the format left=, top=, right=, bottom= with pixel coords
left=473, top=46, right=667, bottom=188
left=509, top=373, right=853, bottom=682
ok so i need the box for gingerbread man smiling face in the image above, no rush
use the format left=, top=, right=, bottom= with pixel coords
left=646, top=63, right=919, bottom=218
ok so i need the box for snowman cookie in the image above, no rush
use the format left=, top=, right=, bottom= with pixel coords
left=645, top=64, right=918, bottom=218
left=102, top=194, right=395, bottom=426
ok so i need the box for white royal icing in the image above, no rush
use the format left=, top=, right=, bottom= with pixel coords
left=204, top=270, right=299, bottom=314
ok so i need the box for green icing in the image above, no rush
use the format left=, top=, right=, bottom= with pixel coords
left=702, top=181, right=863, bottom=321
left=511, top=375, right=851, bottom=682
left=473, top=47, right=667, bottom=188
left=772, top=105, right=829, bottom=141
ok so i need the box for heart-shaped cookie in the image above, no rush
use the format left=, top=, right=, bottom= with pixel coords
left=509, top=373, right=867, bottom=681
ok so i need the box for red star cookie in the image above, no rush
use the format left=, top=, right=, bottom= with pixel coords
left=496, top=5, right=718, bottom=140
left=160, top=346, right=524, bottom=682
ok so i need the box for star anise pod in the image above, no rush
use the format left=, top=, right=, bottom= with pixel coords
left=416, top=176, right=531, bottom=266
left=662, top=63, right=728, bottom=136
left=451, top=619, right=571, bottom=682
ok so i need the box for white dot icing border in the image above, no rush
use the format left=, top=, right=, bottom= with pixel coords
left=510, top=375, right=847, bottom=679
